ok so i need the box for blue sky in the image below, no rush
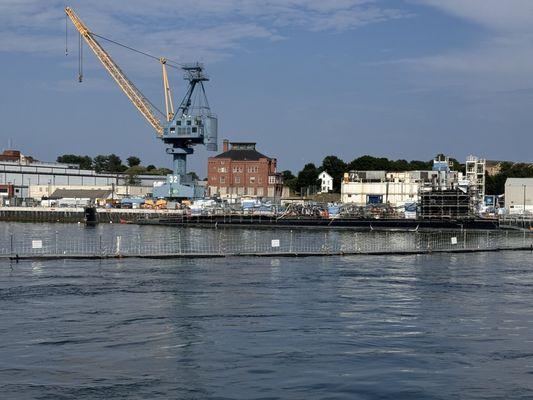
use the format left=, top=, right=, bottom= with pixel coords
left=1, top=0, right=533, bottom=176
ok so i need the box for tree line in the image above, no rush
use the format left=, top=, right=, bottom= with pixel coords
left=56, top=154, right=172, bottom=175
left=281, top=154, right=533, bottom=195
left=57, top=153, right=533, bottom=196
left=485, top=162, right=533, bottom=195
left=280, top=154, right=460, bottom=194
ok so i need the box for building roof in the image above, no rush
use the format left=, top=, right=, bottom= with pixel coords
left=505, top=178, right=533, bottom=186
left=0, top=150, right=20, bottom=161
left=230, top=142, right=256, bottom=148
left=50, top=189, right=113, bottom=199
left=215, top=148, right=270, bottom=161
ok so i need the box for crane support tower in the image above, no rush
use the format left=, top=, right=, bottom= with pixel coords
left=65, top=7, right=217, bottom=199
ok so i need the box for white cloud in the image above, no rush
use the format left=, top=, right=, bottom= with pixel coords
left=388, top=1, right=533, bottom=92
left=0, top=0, right=409, bottom=61
left=415, top=0, right=533, bottom=33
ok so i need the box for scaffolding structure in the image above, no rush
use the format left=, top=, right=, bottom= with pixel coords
left=466, top=155, right=486, bottom=209
left=418, top=188, right=474, bottom=219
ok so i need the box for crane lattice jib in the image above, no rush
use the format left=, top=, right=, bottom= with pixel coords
left=65, top=7, right=164, bottom=136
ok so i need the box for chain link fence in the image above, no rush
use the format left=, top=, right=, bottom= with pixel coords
left=0, top=229, right=532, bottom=258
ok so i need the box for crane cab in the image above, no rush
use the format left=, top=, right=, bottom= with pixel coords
left=164, top=115, right=217, bottom=151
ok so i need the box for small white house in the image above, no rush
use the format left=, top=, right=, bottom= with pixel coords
left=318, top=171, right=333, bottom=193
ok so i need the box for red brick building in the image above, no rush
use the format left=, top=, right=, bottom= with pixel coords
left=207, top=140, right=283, bottom=198
left=0, top=150, right=34, bottom=163
left=0, top=184, right=15, bottom=198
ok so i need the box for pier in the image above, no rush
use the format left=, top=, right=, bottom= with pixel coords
left=0, top=206, right=184, bottom=223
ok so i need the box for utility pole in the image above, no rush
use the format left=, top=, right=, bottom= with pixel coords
left=522, top=185, right=526, bottom=218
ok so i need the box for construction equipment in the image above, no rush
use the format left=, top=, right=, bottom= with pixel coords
left=65, top=7, right=217, bottom=199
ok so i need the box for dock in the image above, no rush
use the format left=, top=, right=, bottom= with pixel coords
left=138, top=214, right=502, bottom=231
left=0, top=206, right=184, bottom=223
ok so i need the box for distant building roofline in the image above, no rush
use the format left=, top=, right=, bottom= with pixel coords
left=213, top=140, right=274, bottom=161
left=505, top=177, right=533, bottom=185
left=50, top=188, right=113, bottom=200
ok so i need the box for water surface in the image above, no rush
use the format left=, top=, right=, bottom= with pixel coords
left=1, top=250, right=533, bottom=399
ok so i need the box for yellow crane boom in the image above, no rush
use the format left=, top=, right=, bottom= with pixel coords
left=160, top=57, right=175, bottom=122
left=65, top=6, right=164, bottom=136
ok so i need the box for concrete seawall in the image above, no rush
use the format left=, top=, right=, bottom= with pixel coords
left=1, top=246, right=532, bottom=261
left=0, top=207, right=516, bottom=231
left=0, top=207, right=184, bottom=223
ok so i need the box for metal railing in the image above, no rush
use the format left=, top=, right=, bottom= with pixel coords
left=0, top=230, right=531, bottom=259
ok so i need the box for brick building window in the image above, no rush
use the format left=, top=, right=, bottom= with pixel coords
left=235, top=176, right=241, bottom=184
left=220, top=176, right=225, bottom=184
left=250, top=177, right=256, bottom=184
left=247, top=166, right=258, bottom=173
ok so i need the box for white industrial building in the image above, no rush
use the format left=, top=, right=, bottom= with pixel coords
left=341, top=159, right=465, bottom=208
left=42, top=189, right=115, bottom=208
left=29, top=184, right=152, bottom=201
left=341, top=171, right=421, bottom=207
left=318, top=171, right=333, bottom=193
left=0, top=153, right=161, bottom=202
left=505, top=178, right=533, bottom=215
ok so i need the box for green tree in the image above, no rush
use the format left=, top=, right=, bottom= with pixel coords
left=486, top=162, right=533, bottom=195
left=187, top=171, right=199, bottom=181
left=93, top=155, right=109, bottom=173
left=93, top=154, right=126, bottom=173
left=56, top=154, right=93, bottom=170
left=107, top=154, right=126, bottom=172
left=280, top=170, right=297, bottom=192
left=281, top=170, right=295, bottom=181
left=407, top=160, right=432, bottom=170
left=320, top=155, right=346, bottom=192
left=389, top=159, right=410, bottom=171
left=125, top=165, right=145, bottom=185
left=348, top=155, right=390, bottom=171
left=150, top=167, right=172, bottom=175
left=297, top=163, right=319, bottom=194
left=127, top=156, right=141, bottom=168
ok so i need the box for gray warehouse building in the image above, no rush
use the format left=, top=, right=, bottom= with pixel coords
left=505, top=178, right=533, bottom=215
left=0, top=150, right=162, bottom=200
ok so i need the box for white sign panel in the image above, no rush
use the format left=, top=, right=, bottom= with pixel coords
left=32, top=240, right=43, bottom=249
left=271, top=239, right=280, bottom=248
left=451, top=237, right=458, bottom=245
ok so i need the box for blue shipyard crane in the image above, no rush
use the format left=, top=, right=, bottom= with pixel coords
left=65, top=7, right=217, bottom=198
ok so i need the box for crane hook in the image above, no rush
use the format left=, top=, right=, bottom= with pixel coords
left=78, top=32, right=83, bottom=82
